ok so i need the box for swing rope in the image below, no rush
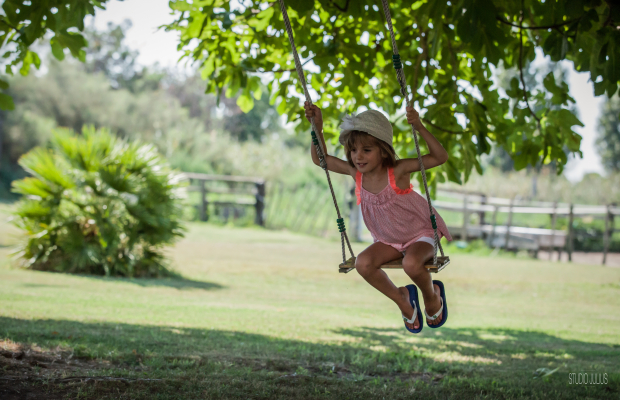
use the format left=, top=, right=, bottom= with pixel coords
left=277, top=0, right=355, bottom=264
left=379, top=0, right=445, bottom=265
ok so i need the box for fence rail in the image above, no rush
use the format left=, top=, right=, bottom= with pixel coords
left=180, top=172, right=266, bottom=226
left=430, top=188, right=616, bottom=265
left=436, top=189, right=620, bottom=215
left=180, top=173, right=616, bottom=266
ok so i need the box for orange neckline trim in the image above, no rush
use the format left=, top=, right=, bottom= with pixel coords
left=356, top=169, right=413, bottom=204
left=388, top=167, right=413, bottom=194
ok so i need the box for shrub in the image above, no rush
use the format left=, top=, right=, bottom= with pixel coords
left=10, top=127, right=185, bottom=277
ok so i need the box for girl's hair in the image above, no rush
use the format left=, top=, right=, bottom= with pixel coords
left=344, top=130, right=396, bottom=168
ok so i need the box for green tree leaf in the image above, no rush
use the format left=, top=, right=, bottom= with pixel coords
left=0, top=92, right=15, bottom=110
left=288, top=0, right=314, bottom=15
left=237, top=91, right=255, bottom=113
left=0, top=0, right=107, bottom=78
left=51, top=38, right=66, bottom=61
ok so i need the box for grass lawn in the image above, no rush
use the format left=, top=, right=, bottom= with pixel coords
left=1, top=204, right=619, bottom=399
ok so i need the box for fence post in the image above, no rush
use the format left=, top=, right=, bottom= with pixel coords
left=504, top=198, right=514, bottom=251
left=479, top=194, right=487, bottom=226
left=461, top=195, right=469, bottom=241
left=549, top=201, right=557, bottom=261
left=200, top=179, right=208, bottom=222
left=568, top=203, right=574, bottom=262
left=254, top=181, right=266, bottom=227
left=603, top=204, right=611, bottom=265
left=488, top=204, right=499, bottom=247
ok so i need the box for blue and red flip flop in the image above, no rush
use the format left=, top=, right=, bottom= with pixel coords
left=403, top=284, right=423, bottom=334
left=425, top=280, right=448, bottom=329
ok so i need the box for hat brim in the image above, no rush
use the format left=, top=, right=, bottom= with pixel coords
left=339, top=130, right=394, bottom=151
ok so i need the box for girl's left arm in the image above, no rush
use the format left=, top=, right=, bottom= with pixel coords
left=394, top=106, right=449, bottom=177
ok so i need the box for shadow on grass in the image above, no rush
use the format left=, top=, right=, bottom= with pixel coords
left=1, top=317, right=618, bottom=399
left=89, top=276, right=224, bottom=291
left=334, top=326, right=620, bottom=366
left=17, top=277, right=224, bottom=291
left=1, top=317, right=618, bottom=375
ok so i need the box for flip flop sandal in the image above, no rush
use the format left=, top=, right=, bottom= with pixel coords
left=424, top=280, right=448, bottom=329
left=403, top=284, right=423, bottom=334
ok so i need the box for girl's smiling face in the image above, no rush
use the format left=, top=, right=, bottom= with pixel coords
left=350, top=139, right=383, bottom=172
left=344, top=130, right=396, bottom=172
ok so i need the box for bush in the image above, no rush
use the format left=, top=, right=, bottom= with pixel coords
left=10, top=127, right=185, bottom=277
left=571, top=220, right=620, bottom=253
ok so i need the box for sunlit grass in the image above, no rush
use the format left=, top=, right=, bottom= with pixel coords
left=1, top=206, right=619, bottom=398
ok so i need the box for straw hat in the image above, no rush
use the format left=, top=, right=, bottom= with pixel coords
left=338, top=109, right=393, bottom=149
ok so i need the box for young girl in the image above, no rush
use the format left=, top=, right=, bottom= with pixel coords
left=304, top=102, right=452, bottom=333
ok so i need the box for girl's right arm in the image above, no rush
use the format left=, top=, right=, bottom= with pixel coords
left=304, top=102, right=356, bottom=178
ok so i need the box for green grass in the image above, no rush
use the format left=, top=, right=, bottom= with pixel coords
left=1, top=203, right=620, bottom=399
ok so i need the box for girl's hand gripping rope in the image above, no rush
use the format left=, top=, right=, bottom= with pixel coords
left=303, top=102, right=355, bottom=177
left=406, top=106, right=423, bottom=129
left=304, top=101, right=323, bottom=132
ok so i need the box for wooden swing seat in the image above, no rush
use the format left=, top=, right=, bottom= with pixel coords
left=339, top=256, right=450, bottom=274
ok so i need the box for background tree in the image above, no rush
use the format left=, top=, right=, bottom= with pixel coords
left=0, top=20, right=300, bottom=197
left=0, top=59, right=186, bottom=196
left=489, top=58, right=575, bottom=173
left=3, top=1, right=619, bottom=184
left=596, top=95, right=620, bottom=172
left=83, top=19, right=164, bottom=93
left=0, top=0, right=111, bottom=110
left=166, top=0, right=620, bottom=185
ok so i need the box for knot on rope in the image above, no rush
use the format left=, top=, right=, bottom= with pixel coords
left=336, top=218, right=346, bottom=232
left=430, top=215, right=438, bottom=230
left=392, top=54, right=403, bottom=70
left=311, top=130, right=319, bottom=146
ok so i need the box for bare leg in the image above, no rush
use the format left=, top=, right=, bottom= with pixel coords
left=402, top=242, right=444, bottom=326
left=355, top=242, right=420, bottom=330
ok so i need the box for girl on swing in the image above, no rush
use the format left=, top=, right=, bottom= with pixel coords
left=304, top=102, right=452, bottom=333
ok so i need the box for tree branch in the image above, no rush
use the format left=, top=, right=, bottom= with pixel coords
left=245, top=56, right=315, bottom=74
left=518, top=1, right=541, bottom=126
left=496, top=15, right=581, bottom=30
left=327, top=0, right=350, bottom=13
left=422, top=118, right=465, bottom=135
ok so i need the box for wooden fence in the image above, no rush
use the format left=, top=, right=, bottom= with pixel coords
left=181, top=173, right=618, bottom=265
left=263, top=181, right=350, bottom=238
left=430, top=190, right=618, bottom=265
left=182, top=172, right=266, bottom=226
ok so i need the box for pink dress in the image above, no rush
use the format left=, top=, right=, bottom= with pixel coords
left=356, top=167, right=452, bottom=252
